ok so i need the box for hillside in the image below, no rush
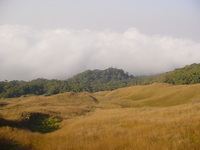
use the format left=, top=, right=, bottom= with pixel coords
left=0, top=63, right=200, bottom=98
left=67, top=67, right=133, bottom=92
left=163, top=63, right=200, bottom=84
left=1, top=83, right=200, bottom=149
left=94, top=83, right=200, bottom=107
left=133, top=63, right=200, bottom=85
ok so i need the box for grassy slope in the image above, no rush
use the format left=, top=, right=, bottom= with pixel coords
left=1, top=83, right=200, bottom=150
left=0, top=92, right=98, bottom=120
left=95, top=83, right=200, bottom=107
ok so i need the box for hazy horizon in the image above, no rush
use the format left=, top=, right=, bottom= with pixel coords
left=0, top=0, right=200, bottom=81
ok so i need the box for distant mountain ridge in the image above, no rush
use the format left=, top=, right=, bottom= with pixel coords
left=0, top=63, right=200, bottom=98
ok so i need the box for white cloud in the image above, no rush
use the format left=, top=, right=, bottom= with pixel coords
left=0, top=24, right=200, bottom=81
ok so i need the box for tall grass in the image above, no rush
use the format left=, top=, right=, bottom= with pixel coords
left=0, top=83, right=200, bottom=149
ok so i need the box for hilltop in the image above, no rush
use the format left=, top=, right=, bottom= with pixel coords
left=67, top=67, right=133, bottom=92
left=0, top=63, right=200, bottom=98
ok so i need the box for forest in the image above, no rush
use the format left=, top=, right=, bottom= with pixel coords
left=0, top=63, right=200, bottom=98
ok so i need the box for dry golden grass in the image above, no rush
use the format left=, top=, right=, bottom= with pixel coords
left=1, top=83, right=200, bottom=150
left=95, top=83, right=200, bottom=107
left=0, top=92, right=98, bottom=120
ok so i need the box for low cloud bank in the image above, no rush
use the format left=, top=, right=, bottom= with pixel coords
left=0, top=25, right=200, bottom=81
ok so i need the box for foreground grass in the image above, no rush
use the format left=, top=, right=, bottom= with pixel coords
left=1, top=83, right=200, bottom=150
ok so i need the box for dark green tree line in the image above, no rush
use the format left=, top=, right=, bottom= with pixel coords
left=1, top=64, right=200, bottom=99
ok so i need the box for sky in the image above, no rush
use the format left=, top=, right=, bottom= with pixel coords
left=0, top=0, right=200, bottom=81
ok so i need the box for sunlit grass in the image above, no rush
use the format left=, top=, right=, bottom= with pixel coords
left=0, top=83, right=200, bottom=149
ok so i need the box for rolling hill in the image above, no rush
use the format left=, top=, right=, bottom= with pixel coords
left=1, top=83, right=200, bottom=149
left=94, top=83, right=200, bottom=107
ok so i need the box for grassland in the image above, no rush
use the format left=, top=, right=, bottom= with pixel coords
left=1, top=83, right=200, bottom=150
